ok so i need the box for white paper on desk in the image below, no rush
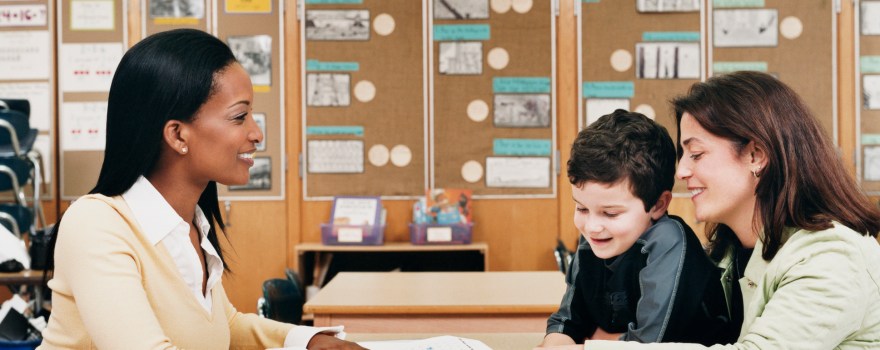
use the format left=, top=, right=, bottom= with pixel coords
left=60, top=43, right=123, bottom=93
left=358, top=336, right=492, bottom=350
left=61, top=102, right=107, bottom=151
left=0, top=82, right=52, bottom=132
left=0, top=31, right=50, bottom=80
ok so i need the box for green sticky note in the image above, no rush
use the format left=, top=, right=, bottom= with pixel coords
left=494, top=139, right=552, bottom=156
left=306, top=126, right=364, bottom=137
left=583, top=81, right=634, bottom=98
left=713, top=61, right=768, bottom=73
left=642, top=32, right=700, bottom=42
left=306, top=60, right=359, bottom=72
left=863, top=134, right=880, bottom=145
left=433, top=24, right=490, bottom=41
left=713, top=0, right=765, bottom=7
left=493, top=77, right=551, bottom=93
left=862, top=56, right=880, bottom=74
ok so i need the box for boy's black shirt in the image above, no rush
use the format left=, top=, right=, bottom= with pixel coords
left=546, top=215, right=740, bottom=345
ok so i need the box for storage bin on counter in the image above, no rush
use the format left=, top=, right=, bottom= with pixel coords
left=409, top=223, right=473, bottom=245
left=320, top=224, right=384, bottom=245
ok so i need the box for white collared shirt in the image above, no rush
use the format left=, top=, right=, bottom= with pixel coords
left=121, top=176, right=343, bottom=348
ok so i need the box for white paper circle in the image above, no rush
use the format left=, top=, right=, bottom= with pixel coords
left=491, top=0, right=512, bottom=13
left=390, top=145, right=412, bottom=167
left=373, top=13, right=395, bottom=36
left=780, top=16, right=803, bottom=40
left=487, top=47, right=509, bottom=70
left=467, top=99, right=490, bottom=122
left=354, top=80, right=376, bottom=103
left=512, top=0, right=533, bottom=13
left=368, top=144, right=390, bottom=167
left=634, top=104, right=656, bottom=120
left=610, top=49, right=633, bottom=72
left=461, top=160, right=484, bottom=183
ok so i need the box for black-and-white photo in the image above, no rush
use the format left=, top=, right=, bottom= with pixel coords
left=230, top=157, right=271, bottom=191
left=864, top=75, right=880, bottom=110
left=307, top=73, right=350, bottom=107
left=862, top=1, right=880, bottom=35
left=228, top=35, right=272, bottom=86
left=636, top=0, right=699, bottom=13
left=253, top=113, right=267, bottom=151
left=305, top=10, right=370, bottom=41
left=493, top=94, right=551, bottom=128
left=438, top=42, right=482, bottom=75
left=150, top=0, right=204, bottom=18
left=636, top=42, right=700, bottom=79
left=434, top=0, right=489, bottom=19
left=714, top=9, right=778, bottom=48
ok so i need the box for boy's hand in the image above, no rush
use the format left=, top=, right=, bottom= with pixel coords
left=591, top=328, right=623, bottom=341
left=537, top=333, right=577, bottom=347
left=307, top=333, right=368, bottom=350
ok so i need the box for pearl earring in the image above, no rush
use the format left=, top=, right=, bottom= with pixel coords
left=181, top=146, right=188, bottom=154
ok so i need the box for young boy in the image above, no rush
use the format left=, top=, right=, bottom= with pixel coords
left=541, top=110, right=736, bottom=346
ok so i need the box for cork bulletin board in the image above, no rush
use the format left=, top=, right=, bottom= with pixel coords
left=858, top=0, right=880, bottom=193
left=431, top=0, right=557, bottom=198
left=57, top=0, right=127, bottom=199
left=216, top=0, right=285, bottom=200
left=301, top=0, right=427, bottom=200
left=709, top=0, right=837, bottom=142
left=0, top=0, right=56, bottom=199
left=141, top=0, right=210, bottom=35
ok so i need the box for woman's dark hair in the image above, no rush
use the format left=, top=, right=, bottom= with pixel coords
left=46, top=29, right=237, bottom=271
left=673, top=71, right=880, bottom=261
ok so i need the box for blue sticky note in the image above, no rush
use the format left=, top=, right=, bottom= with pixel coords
left=433, top=24, right=490, bottom=41
left=713, top=0, right=765, bottom=7
left=306, top=0, right=362, bottom=3
left=306, top=126, right=364, bottom=137
left=494, top=139, right=552, bottom=156
left=306, top=60, right=359, bottom=72
left=493, top=77, right=551, bottom=93
left=863, top=134, right=880, bottom=145
left=642, top=31, right=700, bottom=42
left=713, top=61, right=768, bottom=73
left=583, top=81, right=635, bottom=98
left=862, top=56, right=880, bottom=74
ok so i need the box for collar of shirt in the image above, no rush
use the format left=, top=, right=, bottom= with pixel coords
left=121, top=176, right=224, bottom=313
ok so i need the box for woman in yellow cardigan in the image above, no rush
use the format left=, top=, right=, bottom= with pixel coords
left=545, top=71, right=880, bottom=349
left=38, top=29, right=365, bottom=349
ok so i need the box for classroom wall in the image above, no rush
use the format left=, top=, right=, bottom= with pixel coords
left=30, top=0, right=866, bottom=313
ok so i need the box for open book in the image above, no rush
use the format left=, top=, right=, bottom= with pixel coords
left=357, top=335, right=492, bottom=350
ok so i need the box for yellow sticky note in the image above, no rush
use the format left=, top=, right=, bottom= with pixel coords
left=225, top=0, right=271, bottom=13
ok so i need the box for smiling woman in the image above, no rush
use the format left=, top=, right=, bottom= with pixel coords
left=37, top=29, right=365, bottom=350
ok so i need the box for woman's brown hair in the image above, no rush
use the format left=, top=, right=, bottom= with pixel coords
left=673, top=71, right=880, bottom=260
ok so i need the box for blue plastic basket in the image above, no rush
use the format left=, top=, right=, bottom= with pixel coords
left=0, top=339, right=41, bottom=350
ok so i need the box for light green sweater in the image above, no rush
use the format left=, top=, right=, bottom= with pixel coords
left=39, top=194, right=294, bottom=349
left=587, top=223, right=880, bottom=349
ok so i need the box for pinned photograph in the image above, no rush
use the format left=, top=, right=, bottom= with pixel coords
left=864, top=75, right=880, bottom=110
left=305, top=10, right=370, bottom=41
left=636, top=0, right=699, bottom=12
left=228, top=35, right=272, bottom=86
left=438, top=42, right=482, bottom=75
left=636, top=42, right=700, bottom=79
left=307, top=73, right=350, bottom=107
left=862, top=1, right=880, bottom=35
left=434, top=0, right=489, bottom=19
left=150, top=0, right=204, bottom=18
left=494, top=94, right=551, bottom=128
left=714, top=9, right=778, bottom=48
left=253, top=113, right=267, bottom=151
left=229, top=157, right=271, bottom=190
left=865, top=146, right=880, bottom=181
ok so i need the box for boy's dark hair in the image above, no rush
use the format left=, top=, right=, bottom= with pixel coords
left=567, top=109, right=676, bottom=211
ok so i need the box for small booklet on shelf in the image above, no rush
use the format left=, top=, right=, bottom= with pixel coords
left=331, top=196, right=382, bottom=226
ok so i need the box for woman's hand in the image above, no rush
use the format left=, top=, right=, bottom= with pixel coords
left=307, top=333, right=368, bottom=349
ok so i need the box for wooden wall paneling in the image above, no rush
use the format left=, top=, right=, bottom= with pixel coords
left=557, top=0, right=578, bottom=251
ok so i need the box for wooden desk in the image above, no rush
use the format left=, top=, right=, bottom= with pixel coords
left=294, top=242, right=489, bottom=287
left=304, top=271, right=565, bottom=333
left=349, top=332, right=545, bottom=350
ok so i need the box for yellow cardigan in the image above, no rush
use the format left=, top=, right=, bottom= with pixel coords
left=39, top=194, right=294, bottom=349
